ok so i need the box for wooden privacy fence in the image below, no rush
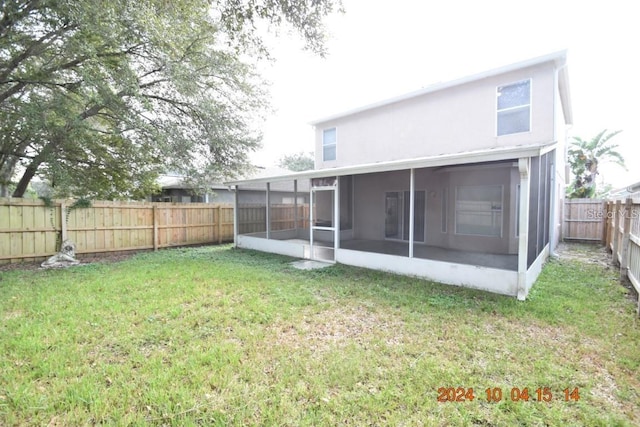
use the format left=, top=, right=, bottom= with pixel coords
left=237, top=204, right=311, bottom=234
left=603, top=198, right=640, bottom=316
left=562, top=198, right=605, bottom=241
left=0, top=198, right=313, bottom=264
left=563, top=197, right=640, bottom=316
left=0, top=198, right=237, bottom=264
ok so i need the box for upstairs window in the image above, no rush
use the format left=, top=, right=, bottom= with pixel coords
left=323, top=128, right=336, bottom=161
left=497, top=79, right=531, bottom=136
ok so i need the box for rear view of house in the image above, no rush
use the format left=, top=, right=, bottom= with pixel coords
left=228, top=51, right=573, bottom=299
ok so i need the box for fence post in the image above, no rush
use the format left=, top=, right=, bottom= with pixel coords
left=60, top=201, right=67, bottom=244
left=217, top=205, right=222, bottom=244
left=601, top=201, right=608, bottom=245
left=153, top=205, right=158, bottom=251
left=620, top=198, right=632, bottom=283
left=612, top=200, right=621, bottom=266
left=603, top=202, right=611, bottom=250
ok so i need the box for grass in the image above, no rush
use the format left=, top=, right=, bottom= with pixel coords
left=0, top=244, right=639, bottom=426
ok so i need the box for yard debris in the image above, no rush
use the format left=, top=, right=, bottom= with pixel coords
left=41, top=240, right=81, bottom=269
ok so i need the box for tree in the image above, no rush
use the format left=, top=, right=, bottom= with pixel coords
left=278, top=151, right=314, bottom=171
left=0, top=0, right=341, bottom=198
left=566, top=129, right=626, bottom=198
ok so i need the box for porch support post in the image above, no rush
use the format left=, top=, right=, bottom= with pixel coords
left=293, top=180, right=298, bottom=231
left=334, top=177, right=340, bottom=254
left=266, top=182, right=271, bottom=239
left=233, top=185, right=239, bottom=247
left=517, top=157, right=531, bottom=300
left=309, top=185, right=314, bottom=253
left=548, top=157, right=557, bottom=256
left=409, top=168, right=415, bottom=258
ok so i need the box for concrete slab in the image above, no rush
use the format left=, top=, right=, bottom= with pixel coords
left=290, top=260, right=333, bottom=270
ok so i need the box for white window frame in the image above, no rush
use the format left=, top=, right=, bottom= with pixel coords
left=322, top=127, right=337, bottom=161
left=496, top=79, right=531, bottom=136
left=454, top=185, right=504, bottom=238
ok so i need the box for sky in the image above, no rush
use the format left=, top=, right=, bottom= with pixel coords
left=252, top=0, right=639, bottom=189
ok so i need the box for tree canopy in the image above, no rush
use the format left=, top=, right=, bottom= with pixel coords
left=278, top=151, right=314, bottom=171
left=566, top=129, right=626, bottom=198
left=0, top=0, right=340, bottom=198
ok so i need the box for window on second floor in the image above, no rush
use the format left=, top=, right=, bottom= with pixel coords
left=323, top=128, right=336, bottom=161
left=497, top=79, right=531, bottom=136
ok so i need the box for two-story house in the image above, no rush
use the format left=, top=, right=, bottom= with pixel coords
left=227, top=50, right=572, bottom=299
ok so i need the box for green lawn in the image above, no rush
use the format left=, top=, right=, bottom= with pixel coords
left=1, top=244, right=639, bottom=426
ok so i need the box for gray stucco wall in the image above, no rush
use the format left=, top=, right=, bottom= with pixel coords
left=314, top=61, right=558, bottom=169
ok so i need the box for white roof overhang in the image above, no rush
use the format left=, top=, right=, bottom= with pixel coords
left=227, top=142, right=557, bottom=187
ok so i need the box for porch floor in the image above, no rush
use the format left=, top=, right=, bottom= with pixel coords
left=275, top=237, right=517, bottom=270
left=339, top=239, right=517, bottom=271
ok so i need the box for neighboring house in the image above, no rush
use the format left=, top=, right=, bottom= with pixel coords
left=151, top=167, right=307, bottom=204
left=608, top=181, right=640, bottom=200
left=227, top=51, right=572, bottom=300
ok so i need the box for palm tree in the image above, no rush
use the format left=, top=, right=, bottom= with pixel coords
left=567, top=129, right=626, bottom=198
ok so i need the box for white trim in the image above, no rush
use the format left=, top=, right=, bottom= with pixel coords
left=496, top=78, right=532, bottom=137
left=334, top=177, right=340, bottom=254
left=293, top=180, right=298, bottom=230
left=436, top=162, right=517, bottom=173
left=238, top=235, right=305, bottom=258
left=517, top=158, right=531, bottom=300
left=226, top=143, right=556, bottom=186
left=233, top=186, right=239, bottom=247
left=538, top=142, right=557, bottom=156
left=322, top=127, right=337, bottom=162
left=309, top=186, right=314, bottom=250
left=266, top=182, right=271, bottom=239
left=525, top=243, right=549, bottom=296
left=409, top=169, right=415, bottom=258
left=310, top=50, right=567, bottom=126
left=310, top=185, right=337, bottom=262
left=336, top=249, right=518, bottom=296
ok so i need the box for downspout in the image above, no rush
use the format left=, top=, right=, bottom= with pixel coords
left=550, top=62, right=571, bottom=257
left=549, top=63, right=557, bottom=256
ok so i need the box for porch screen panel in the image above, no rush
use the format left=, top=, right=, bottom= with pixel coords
left=543, top=151, right=553, bottom=248
left=385, top=192, right=401, bottom=239
left=528, top=156, right=540, bottom=267
left=340, top=175, right=353, bottom=230
left=537, top=153, right=548, bottom=251
left=385, top=191, right=425, bottom=241
left=237, top=184, right=267, bottom=236
left=269, top=180, right=307, bottom=239
left=455, top=185, right=503, bottom=237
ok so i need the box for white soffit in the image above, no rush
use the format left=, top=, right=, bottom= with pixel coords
left=226, top=142, right=557, bottom=186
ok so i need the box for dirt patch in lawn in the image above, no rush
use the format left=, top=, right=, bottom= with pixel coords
left=268, top=305, right=407, bottom=353
left=555, top=242, right=640, bottom=304
left=554, top=242, right=614, bottom=267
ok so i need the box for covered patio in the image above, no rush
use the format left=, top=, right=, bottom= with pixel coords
left=228, top=144, right=557, bottom=299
